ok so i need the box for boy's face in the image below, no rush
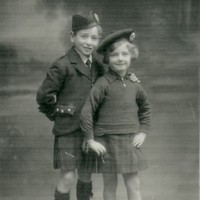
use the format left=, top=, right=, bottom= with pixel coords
left=108, top=42, right=131, bottom=74
left=70, top=26, right=100, bottom=57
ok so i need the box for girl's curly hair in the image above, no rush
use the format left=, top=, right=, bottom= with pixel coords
left=103, top=38, right=139, bottom=64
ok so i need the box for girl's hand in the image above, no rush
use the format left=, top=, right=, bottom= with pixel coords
left=129, top=73, right=140, bottom=83
left=133, top=132, right=146, bottom=148
left=87, top=139, right=106, bottom=156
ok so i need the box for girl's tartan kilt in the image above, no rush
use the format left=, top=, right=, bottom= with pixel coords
left=83, top=133, right=148, bottom=174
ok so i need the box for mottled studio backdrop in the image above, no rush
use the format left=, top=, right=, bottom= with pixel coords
left=0, top=0, right=199, bottom=200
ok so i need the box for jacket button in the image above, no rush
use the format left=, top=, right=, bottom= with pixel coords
left=67, top=108, right=71, bottom=112
left=61, top=109, right=64, bottom=113
left=56, top=108, right=59, bottom=112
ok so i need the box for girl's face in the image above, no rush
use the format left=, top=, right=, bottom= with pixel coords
left=108, top=41, right=131, bottom=75
left=70, top=26, right=100, bottom=57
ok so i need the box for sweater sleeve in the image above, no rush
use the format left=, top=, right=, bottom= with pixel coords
left=36, top=60, right=67, bottom=119
left=80, top=80, right=107, bottom=140
left=136, top=84, right=151, bottom=134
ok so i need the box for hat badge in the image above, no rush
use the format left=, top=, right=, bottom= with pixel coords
left=129, top=32, right=136, bottom=42
left=93, top=12, right=100, bottom=23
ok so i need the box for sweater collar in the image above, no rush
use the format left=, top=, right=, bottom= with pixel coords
left=105, top=68, right=131, bottom=83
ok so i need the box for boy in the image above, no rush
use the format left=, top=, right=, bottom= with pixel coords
left=37, top=11, right=104, bottom=200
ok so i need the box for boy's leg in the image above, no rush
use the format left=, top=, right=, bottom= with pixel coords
left=54, top=170, right=75, bottom=200
left=54, top=131, right=83, bottom=200
left=122, top=173, right=142, bottom=200
left=76, top=169, right=93, bottom=200
left=102, top=173, right=118, bottom=200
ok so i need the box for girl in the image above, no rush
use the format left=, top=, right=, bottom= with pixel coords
left=80, top=29, right=151, bottom=200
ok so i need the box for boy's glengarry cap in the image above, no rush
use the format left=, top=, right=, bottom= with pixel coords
left=97, top=28, right=135, bottom=55
left=72, top=11, right=100, bottom=31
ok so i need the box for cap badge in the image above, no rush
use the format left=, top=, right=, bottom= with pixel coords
left=129, top=32, right=136, bottom=42
left=93, top=12, right=100, bottom=23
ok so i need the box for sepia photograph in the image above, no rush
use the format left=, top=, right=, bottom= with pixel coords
left=0, top=1, right=199, bottom=200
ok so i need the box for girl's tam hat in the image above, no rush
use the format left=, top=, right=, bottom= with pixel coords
left=97, top=28, right=135, bottom=55
left=72, top=11, right=100, bottom=31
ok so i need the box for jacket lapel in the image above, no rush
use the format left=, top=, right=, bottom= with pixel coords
left=68, top=47, right=92, bottom=80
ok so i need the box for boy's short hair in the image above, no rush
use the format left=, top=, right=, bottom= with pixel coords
left=72, top=11, right=102, bottom=35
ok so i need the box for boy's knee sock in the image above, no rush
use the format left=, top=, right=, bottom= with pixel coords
left=54, top=188, right=70, bottom=200
left=76, top=179, right=93, bottom=200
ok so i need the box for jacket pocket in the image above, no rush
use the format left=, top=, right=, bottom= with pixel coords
left=55, top=104, right=76, bottom=117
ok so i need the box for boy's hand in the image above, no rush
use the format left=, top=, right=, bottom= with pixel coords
left=87, top=139, right=106, bottom=156
left=129, top=73, right=140, bottom=83
left=82, top=139, right=88, bottom=153
left=133, top=132, right=146, bottom=148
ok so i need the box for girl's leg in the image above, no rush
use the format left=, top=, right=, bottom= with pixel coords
left=122, top=173, right=142, bottom=200
left=55, top=169, right=75, bottom=200
left=102, top=173, right=118, bottom=200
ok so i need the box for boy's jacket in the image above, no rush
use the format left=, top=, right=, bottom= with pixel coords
left=36, top=47, right=106, bottom=136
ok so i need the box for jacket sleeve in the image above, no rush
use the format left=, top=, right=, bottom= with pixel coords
left=136, top=84, right=151, bottom=134
left=80, top=83, right=107, bottom=140
left=36, top=60, right=67, bottom=120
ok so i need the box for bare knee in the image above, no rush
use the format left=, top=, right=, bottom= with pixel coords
left=123, top=173, right=141, bottom=191
left=60, top=170, right=75, bottom=189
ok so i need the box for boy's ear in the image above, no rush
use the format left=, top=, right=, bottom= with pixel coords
left=70, top=31, right=75, bottom=43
